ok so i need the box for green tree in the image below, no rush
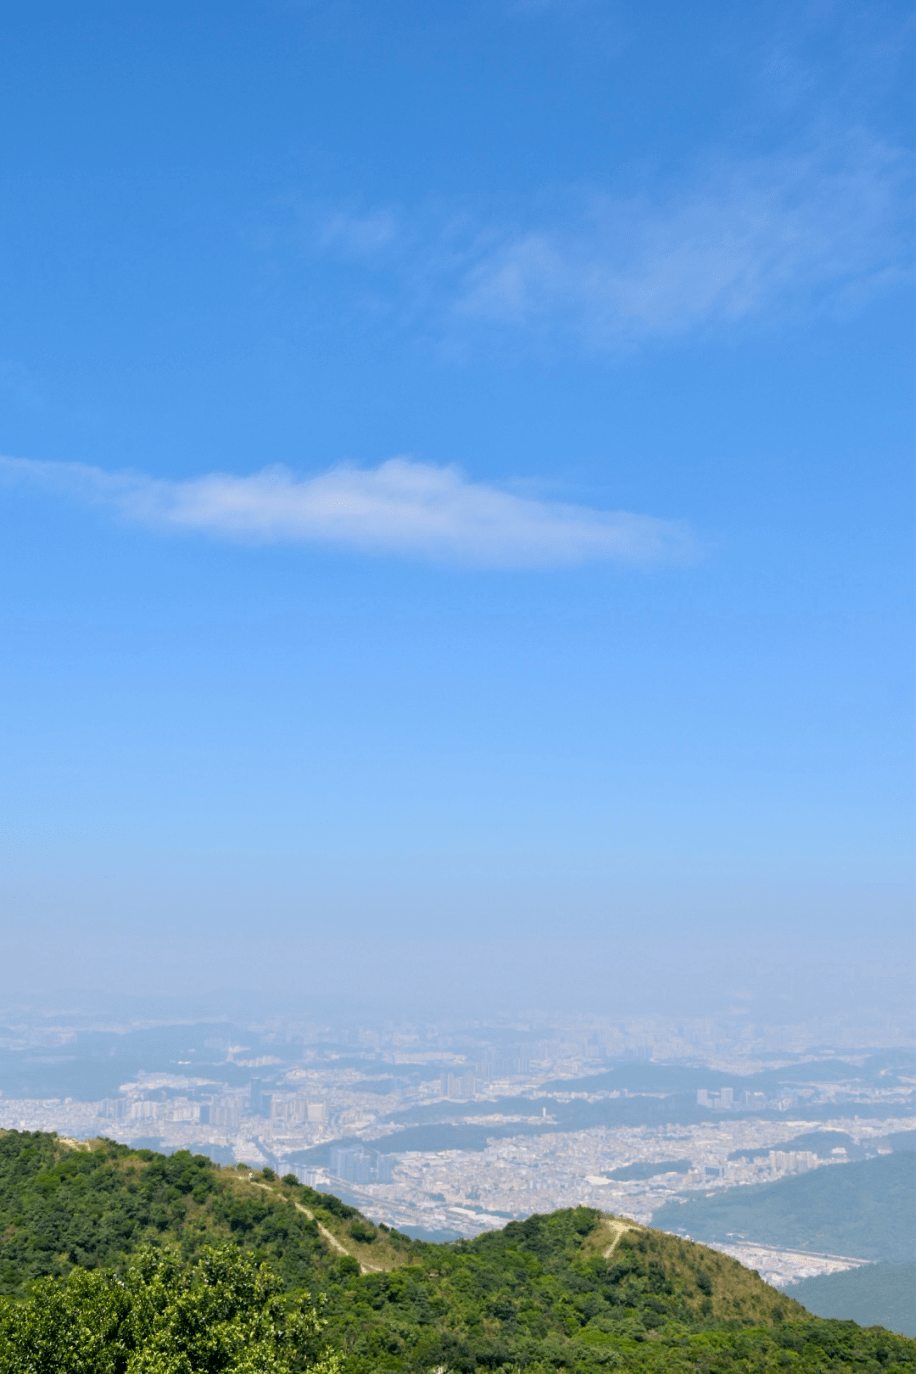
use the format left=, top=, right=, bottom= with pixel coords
left=0, top=1245, right=339, bottom=1374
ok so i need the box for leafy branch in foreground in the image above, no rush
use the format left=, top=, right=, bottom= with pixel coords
left=0, top=1244, right=340, bottom=1374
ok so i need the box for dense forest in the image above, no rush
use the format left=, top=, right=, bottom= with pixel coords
left=0, top=1131, right=913, bottom=1372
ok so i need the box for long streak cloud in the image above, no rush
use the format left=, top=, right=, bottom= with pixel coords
left=0, top=455, right=694, bottom=566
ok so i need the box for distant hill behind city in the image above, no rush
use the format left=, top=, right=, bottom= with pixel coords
left=788, top=1264, right=916, bottom=1340
left=653, top=1150, right=916, bottom=1264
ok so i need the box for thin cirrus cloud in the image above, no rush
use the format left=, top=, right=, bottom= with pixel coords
left=457, top=141, right=910, bottom=347
left=0, top=455, right=695, bottom=567
left=312, top=134, right=911, bottom=351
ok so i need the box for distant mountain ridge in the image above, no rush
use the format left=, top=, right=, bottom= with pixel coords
left=653, top=1151, right=916, bottom=1263
left=787, top=1264, right=916, bottom=1339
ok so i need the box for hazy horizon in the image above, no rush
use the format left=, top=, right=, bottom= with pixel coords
left=0, top=0, right=913, bottom=1039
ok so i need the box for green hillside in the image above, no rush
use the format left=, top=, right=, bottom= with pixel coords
left=653, top=1152, right=916, bottom=1262
left=0, top=1131, right=914, bottom=1372
left=0, top=1129, right=382, bottom=1296
left=786, top=1264, right=916, bottom=1339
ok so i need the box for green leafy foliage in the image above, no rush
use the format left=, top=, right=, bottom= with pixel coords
left=0, top=1244, right=338, bottom=1374
left=0, top=1132, right=332, bottom=1294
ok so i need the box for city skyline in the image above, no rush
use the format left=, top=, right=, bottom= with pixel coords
left=0, top=996, right=911, bottom=1286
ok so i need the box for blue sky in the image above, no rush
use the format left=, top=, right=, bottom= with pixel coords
left=0, top=0, right=912, bottom=1016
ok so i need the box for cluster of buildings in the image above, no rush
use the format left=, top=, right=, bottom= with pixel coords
left=765, top=1148, right=819, bottom=1173
left=298, top=1112, right=907, bottom=1276
left=440, top=1071, right=477, bottom=1099
left=696, top=1087, right=793, bottom=1111
left=97, top=1083, right=329, bottom=1133
left=328, top=1146, right=396, bottom=1184
left=0, top=1007, right=911, bottom=1290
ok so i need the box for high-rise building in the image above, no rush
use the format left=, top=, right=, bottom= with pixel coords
left=99, top=1098, right=127, bottom=1120
left=270, top=1096, right=307, bottom=1122
left=441, top=1072, right=476, bottom=1099
left=291, top=1165, right=321, bottom=1186
left=210, top=1098, right=241, bottom=1129
left=329, top=1147, right=373, bottom=1184
left=768, top=1149, right=818, bottom=1174
left=129, top=1100, right=159, bottom=1120
left=249, top=1079, right=271, bottom=1117
left=375, top=1154, right=395, bottom=1184
left=169, top=1102, right=200, bottom=1123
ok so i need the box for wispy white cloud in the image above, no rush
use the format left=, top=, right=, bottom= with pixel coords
left=317, top=207, right=401, bottom=258
left=0, top=455, right=694, bottom=567
left=306, top=133, right=911, bottom=352
left=454, top=138, right=910, bottom=347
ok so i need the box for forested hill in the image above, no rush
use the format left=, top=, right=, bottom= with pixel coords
left=0, top=1130, right=914, bottom=1373
left=0, top=1127, right=379, bottom=1295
